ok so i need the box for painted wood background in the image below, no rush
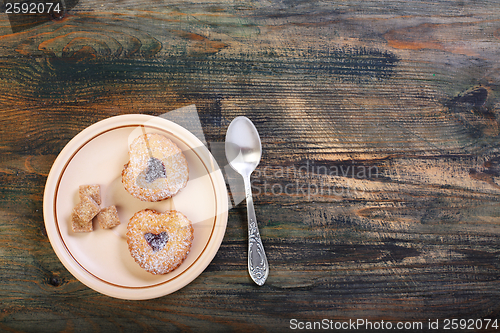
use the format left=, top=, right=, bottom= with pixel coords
left=1, top=0, right=500, bottom=331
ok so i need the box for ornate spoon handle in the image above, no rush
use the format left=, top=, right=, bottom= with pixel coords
left=244, top=176, right=269, bottom=286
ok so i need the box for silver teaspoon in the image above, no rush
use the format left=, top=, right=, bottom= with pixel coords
left=225, top=116, right=269, bottom=286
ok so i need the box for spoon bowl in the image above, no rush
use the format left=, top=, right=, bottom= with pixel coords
left=225, top=116, right=269, bottom=286
left=225, top=119, right=262, bottom=175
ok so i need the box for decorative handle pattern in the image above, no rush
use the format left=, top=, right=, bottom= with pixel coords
left=248, top=218, right=268, bottom=285
left=244, top=176, right=269, bottom=286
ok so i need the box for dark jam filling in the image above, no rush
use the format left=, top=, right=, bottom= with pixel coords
left=144, top=232, right=169, bottom=252
left=145, top=157, right=167, bottom=183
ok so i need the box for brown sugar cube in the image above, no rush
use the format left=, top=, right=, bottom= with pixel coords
left=71, top=210, right=93, bottom=232
left=96, top=206, right=121, bottom=229
left=79, top=184, right=101, bottom=205
left=73, top=195, right=100, bottom=222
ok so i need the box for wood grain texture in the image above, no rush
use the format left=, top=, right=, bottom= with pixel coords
left=1, top=0, right=500, bottom=331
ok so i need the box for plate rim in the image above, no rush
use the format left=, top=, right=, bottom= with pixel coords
left=43, top=114, right=228, bottom=300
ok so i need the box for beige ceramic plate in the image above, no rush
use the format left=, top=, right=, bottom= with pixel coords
left=43, top=115, right=228, bottom=300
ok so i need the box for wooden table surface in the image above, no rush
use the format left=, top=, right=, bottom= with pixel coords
left=1, top=0, right=500, bottom=331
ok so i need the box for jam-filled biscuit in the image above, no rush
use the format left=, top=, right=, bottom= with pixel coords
left=127, top=209, right=194, bottom=275
left=122, top=133, right=189, bottom=202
